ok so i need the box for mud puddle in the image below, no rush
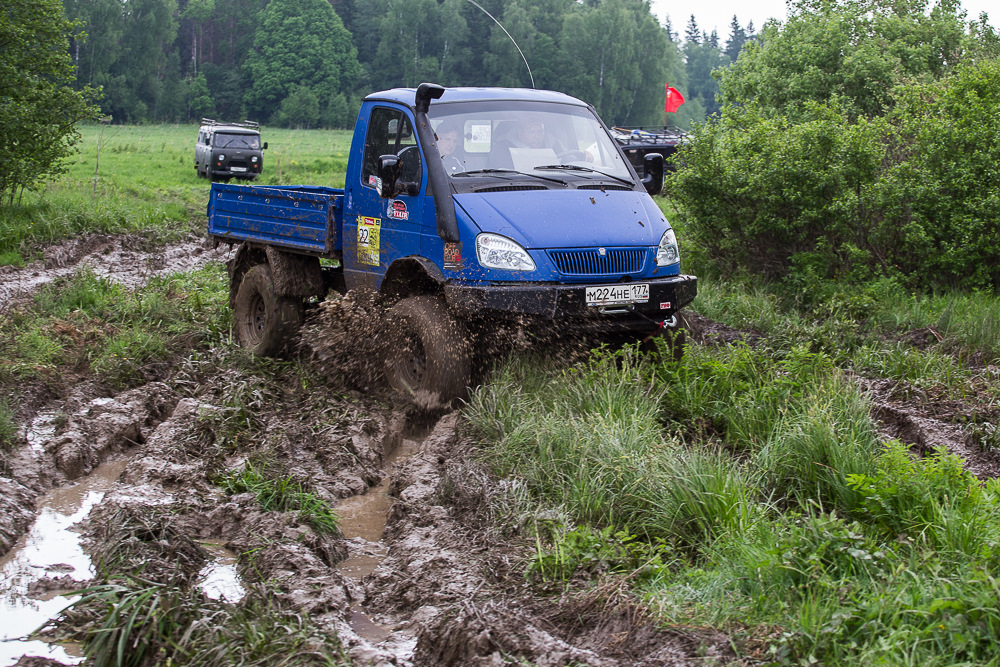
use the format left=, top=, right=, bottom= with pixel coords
left=336, top=432, right=422, bottom=647
left=0, top=458, right=127, bottom=666
left=197, top=540, right=246, bottom=603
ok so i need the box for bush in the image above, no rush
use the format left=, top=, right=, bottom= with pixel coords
left=669, top=52, right=1000, bottom=292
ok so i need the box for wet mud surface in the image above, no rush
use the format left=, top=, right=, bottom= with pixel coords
left=0, top=376, right=735, bottom=666
left=3, top=235, right=1000, bottom=665
left=0, top=233, right=231, bottom=310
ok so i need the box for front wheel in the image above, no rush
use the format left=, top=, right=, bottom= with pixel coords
left=233, top=264, right=303, bottom=356
left=384, top=296, right=470, bottom=406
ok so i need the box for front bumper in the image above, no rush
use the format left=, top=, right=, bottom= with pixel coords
left=444, top=274, right=697, bottom=327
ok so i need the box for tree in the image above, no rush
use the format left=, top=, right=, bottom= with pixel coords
left=724, top=15, right=747, bottom=62
left=717, top=0, right=987, bottom=120
left=1, top=0, right=101, bottom=206
left=558, top=0, right=680, bottom=126
left=243, top=0, right=361, bottom=123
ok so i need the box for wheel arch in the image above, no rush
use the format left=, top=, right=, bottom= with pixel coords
left=380, top=256, right=445, bottom=301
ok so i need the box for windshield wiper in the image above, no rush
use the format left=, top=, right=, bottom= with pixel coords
left=454, top=168, right=566, bottom=185
left=534, top=164, right=634, bottom=187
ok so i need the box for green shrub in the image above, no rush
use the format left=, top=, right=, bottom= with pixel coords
left=526, top=524, right=674, bottom=583
left=669, top=59, right=1000, bottom=292
left=848, top=442, right=1000, bottom=557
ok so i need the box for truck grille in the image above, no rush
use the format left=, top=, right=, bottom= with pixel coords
left=548, top=248, right=645, bottom=275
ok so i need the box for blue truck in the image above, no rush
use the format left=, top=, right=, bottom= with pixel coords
left=207, top=83, right=696, bottom=404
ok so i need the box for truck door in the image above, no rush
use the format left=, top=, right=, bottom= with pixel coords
left=343, top=105, right=424, bottom=290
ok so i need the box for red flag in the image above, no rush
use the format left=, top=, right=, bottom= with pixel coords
left=664, top=85, right=685, bottom=113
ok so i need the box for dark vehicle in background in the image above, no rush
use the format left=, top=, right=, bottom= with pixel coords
left=195, top=119, right=267, bottom=181
left=611, top=126, right=686, bottom=173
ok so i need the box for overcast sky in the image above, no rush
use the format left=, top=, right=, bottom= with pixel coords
left=649, top=0, right=997, bottom=39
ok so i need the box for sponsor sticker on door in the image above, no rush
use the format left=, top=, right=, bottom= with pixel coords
left=388, top=199, right=409, bottom=221
left=357, top=216, right=381, bottom=266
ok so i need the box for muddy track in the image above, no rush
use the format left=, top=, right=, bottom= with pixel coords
left=1, top=375, right=735, bottom=666
left=3, top=235, right=999, bottom=665
left=0, top=232, right=232, bottom=310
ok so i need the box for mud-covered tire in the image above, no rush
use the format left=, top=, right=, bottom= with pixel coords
left=233, top=264, right=303, bottom=356
left=384, top=296, right=471, bottom=405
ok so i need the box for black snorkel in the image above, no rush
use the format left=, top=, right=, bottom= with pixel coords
left=414, top=83, right=460, bottom=243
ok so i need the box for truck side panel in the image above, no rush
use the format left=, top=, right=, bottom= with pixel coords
left=207, top=183, right=343, bottom=255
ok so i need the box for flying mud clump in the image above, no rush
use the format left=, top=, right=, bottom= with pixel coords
left=299, top=291, right=393, bottom=393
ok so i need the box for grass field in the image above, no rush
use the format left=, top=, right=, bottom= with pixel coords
left=0, top=124, right=354, bottom=267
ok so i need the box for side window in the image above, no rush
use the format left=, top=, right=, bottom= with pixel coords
left=361, top=107, right=422, bottom=194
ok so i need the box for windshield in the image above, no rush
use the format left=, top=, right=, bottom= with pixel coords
left=214, top=133, right=260, bottom=149
left=428, top=101, right=633, bottom=182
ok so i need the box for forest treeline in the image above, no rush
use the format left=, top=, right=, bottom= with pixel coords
left=63, top=0, right=753, bottom=128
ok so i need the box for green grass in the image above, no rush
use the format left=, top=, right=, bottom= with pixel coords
left=465, top=339, right=1000, bottom=665
left=217, top=461, right=339, bottom=535
left=66, top=578, right=349, bottom=667
left=0, top=123, right=353, bottom=266
left=0, top=264, right=230, bottom=387
left=0, top=397, right=16, bottom=450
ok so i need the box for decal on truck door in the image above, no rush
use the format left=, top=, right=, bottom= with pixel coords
left=357, top=216, right=381, bottom=266
left=387, top=199, right=409, bottom=221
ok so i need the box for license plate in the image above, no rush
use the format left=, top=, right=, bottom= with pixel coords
left=230, top=166, right=247, bottom=172
left=585, top=283, right=649, bottom=306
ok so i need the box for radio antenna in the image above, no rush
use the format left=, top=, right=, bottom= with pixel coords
left=464, top=0, right=535, bottom=89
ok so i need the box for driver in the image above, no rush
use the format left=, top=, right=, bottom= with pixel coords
left=435, top=121, right=465, bottom=174
left=490, top=116, right=566, bottom=169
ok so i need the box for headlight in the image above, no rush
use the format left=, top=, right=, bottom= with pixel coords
left=251, top=156, right=258, bottom=163
left=217, top=154, right=225, bottom=161
left=476, top=233, right=536, bottom=271
left=656, top=228, right=680, bottom=266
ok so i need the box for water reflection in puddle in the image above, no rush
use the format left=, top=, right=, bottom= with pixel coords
left=0, top=459, right=127, bottom=666
left=197, top=540, right=246, bottom=603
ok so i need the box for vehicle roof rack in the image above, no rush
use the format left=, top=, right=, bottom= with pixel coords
left=200, top=118, right=260, bottom=130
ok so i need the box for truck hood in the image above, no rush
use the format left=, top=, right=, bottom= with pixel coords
left=453, top=190, right=667, bottom=249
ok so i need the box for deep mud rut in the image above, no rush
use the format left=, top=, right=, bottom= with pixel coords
left=3, top=237, right=1000, bottom=666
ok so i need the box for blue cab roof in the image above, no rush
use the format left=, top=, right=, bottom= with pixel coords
left=364, top=86, right=589, bottom=109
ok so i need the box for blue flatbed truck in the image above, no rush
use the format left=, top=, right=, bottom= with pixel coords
left=207, top=83, right=696, bottom=403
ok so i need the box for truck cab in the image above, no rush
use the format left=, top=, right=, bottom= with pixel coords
left=344, top=86, right=693, bottom=327
left=208, top=84, right=696, bottom=405
left=195, top=119, right=267, bottom=181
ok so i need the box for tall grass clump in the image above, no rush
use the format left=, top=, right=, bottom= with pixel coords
left=466, top=348, right=760, bottom=548
left=752, top=376, right=878, bottom=513
left=65, top=578, right=348, bottom=667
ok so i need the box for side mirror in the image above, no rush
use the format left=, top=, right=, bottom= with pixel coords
left=377, top=154, right=400, bottom=199
left=262, top=142, right=268, bottom=150
left=641, top=152, right=664, bottom=196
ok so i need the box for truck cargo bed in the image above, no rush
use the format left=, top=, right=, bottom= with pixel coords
left=207, top=183, right=343, bottom=255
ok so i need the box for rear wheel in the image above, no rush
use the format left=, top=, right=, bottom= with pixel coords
left=233, top=264, right=303, bottom=356
left=384, top=296, right=470, bottom=406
